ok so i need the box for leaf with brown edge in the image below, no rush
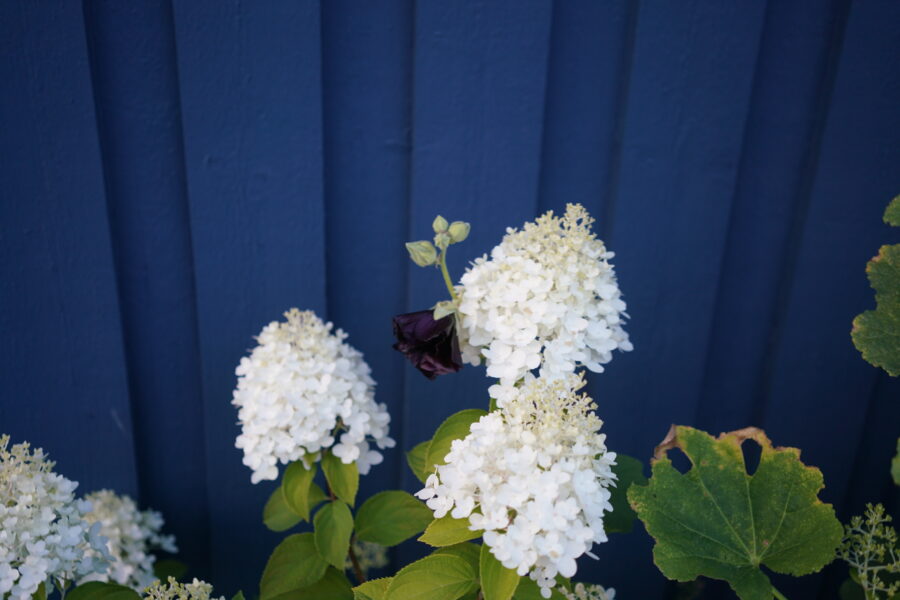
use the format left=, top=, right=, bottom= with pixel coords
left=628, top=425, right=843, bottom=600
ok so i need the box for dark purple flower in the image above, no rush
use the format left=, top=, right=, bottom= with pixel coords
left=392, top=310, right=463, bottom=380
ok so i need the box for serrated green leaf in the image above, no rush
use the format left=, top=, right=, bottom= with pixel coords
left=286, top=567, right=353, bottom=600
left=355, top=490, right=433, bottom=547
left=264, top=485, right=303, bottom=532
left=385, top=554, right=477, bottom=600
left=480, top=543, right=519, bottom=600
left=153, top=558, right=188, bottom=582
left=314, top=500, right=355, bottom=569
left=628, top=426, right=843, bottom=600
left=433, top=543, right=481, bottom=575
left=260, top=533, right=328, bottom=600
left=282, top=461, right=318, bottom=521
left=511, top=578, right=567, bottom=600
left=354, top=577, right=393, bottom=600
left=606, top=454, right=646, bottom=534
left=852, top=243, right=900, bottom=376
left=67, top=582, right=141, bottom=600
left=425, top=410, right=488, bottom=474
left=407, top=441, right=431, bottom=484
left=884, top=195, right=900, bottom=227
left=893, top=438, right=900, bottom=486
left=419, top=513, right=482, bottom=547
left=323, top=451, right=360, bottom=506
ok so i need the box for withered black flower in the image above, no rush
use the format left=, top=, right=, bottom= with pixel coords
left=392, top=310, right=463, bottom=380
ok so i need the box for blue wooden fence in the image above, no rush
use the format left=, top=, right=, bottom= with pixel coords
left=2, top=2, right=898, bottom=598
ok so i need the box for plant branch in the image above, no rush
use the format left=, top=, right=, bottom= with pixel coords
left=772, top=586, right=788, bottom=600
left=348, top=538, right=366, bottom=584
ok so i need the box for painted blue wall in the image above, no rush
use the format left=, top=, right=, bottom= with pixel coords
left=1, top=1, right=898, bottom=598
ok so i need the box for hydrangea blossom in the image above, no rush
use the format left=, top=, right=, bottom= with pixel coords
left=415, top=374, right=617, bottom=598
left=233, top=309, right=395, bottom=483
left=0, top=435, right=109, bottom=599
left=144, top=577, right=224, bottom=600
left=455, top=204, right=631, bottom=404
left=80, top=490, right=177, bottom=591
left=560, top=582, right=616, bottom=600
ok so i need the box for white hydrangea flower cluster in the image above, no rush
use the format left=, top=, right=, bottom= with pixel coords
left=455, top=204, right=632, bottom=405
left=233, top=309, right=395, bottom=483
left=144, top=577, right=224, bottom=600
left=0, top=435, right=110, bottom=600
left=416, top=374, right=617, bottom=598
left=80, top=490, right=177, bottom=591
left=560, top=582, right=616, bottom=600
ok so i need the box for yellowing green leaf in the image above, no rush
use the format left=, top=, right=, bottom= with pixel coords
left=407, top=441, right=431, bottom=484
left=314, top=500, right=354, bottom=569
left=605, top=454, right=646, bottom=534
left=480, top=543, right=519, bottom=600
left=355, top=490, right=433, bottom=547
left=852, top=243, right=900, bottom=376
left=426, top=410, right=487, bottom=474
left=353, top=577, right=393, bottom=600
left=419, top=513, right=482, bottom=547
left=323, top=451, right=360, bottom=506
left=884, top=195, right=900, bottom=227
left=385, top=554, right=477, bottom=600
left=282, top=461, right=318, bottom=521
left=433, top=543, right=481, bottom=577
left=260, top=533, right=328, bottom=600
left=628, top=426, right=843, bottom=600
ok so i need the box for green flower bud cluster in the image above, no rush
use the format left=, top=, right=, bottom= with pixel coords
left=404, top=216, right=471, bottom=268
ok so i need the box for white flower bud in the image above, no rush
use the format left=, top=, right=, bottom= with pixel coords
left=405, top=240, right=437, bottom=267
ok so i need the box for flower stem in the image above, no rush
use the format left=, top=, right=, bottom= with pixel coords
left=772, top=586, right=789, bottom=600
left=348, top=538, right=366, bottom=584
left=439, top=250, right=459, bottom=302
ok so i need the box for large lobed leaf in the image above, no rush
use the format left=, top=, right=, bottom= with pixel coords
left=628, top=426, right=843, bottom=600
left=852, top=196, right=900, bottom=377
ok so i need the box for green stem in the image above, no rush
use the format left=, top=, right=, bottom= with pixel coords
left=439, top=251, right=458, bottom=302
left=772, top=586, right=788, bottom=600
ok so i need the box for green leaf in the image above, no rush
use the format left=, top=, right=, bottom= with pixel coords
left=433, top=543, right=481, bottom=575
left=852, top=243, right=900, bottom=376
left=407, top=441, right=431, bottom=484
left=419, top=513, right=482, bottom=547
left=153, top=558, right=189, bottom=582
left=232, top=593, right=246, bottom=600
left=628, top=425, right=843, bottom=600
left=606, top=454, right=647, bottom=534
left=839, top=578, right=866, bottom=600
left=67, top=582, right=141, bottom=600
left=385, top=554, right=478, bottom=600
left=34, top=582, right=47, bottom=600
left=884, top=195, right=900, bottom=227
left=314, top=500, right=355, bottom=569
left=425, top=409, right=488, bottom=474
left=893, top=438, right=900, bottom=486
left=268, top=482, right=326, bottom=531
left=511, top=578, right=566, bottom=600
left=353, top=578, right=393, bottom=600
left=260, top=533, right=329, bottom=600
left=282, top=461, right=318, bottom=521
left=480, top=543, right=519, bottom=600
left=355, top=490, right=433, bottom=547
left=289, top=567, right=354, bottom=600
left=323, top=451, right=360, bottom=506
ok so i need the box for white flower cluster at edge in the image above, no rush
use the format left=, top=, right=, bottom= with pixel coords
left=560, top=582, right=616, bottom=600
left=455, top=203, right=632, bottom=406
left=0, top=435, right=110, bottom=600
left=80, top=490, right=177, bottom=591
left=144, top=577, right=224, bottom=600
left=416, top=374, right=617, bottom=599
left=233, top=308, right=395, bottom=483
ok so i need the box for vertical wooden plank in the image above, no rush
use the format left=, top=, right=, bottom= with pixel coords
left=0, top=3, right=139, bottom=496
left=694, top=0, right=850, bottom=434
left=171, top=1, right=326, bottom=593
left=598, top=3, right=767, bottom=596
left=320, top=0, right=414, bottom=502
left=401, top=0, right=553, bottom=563
left=82, top=0, right=209, bottom=576
left=757, top=1, right=900, bottom=596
